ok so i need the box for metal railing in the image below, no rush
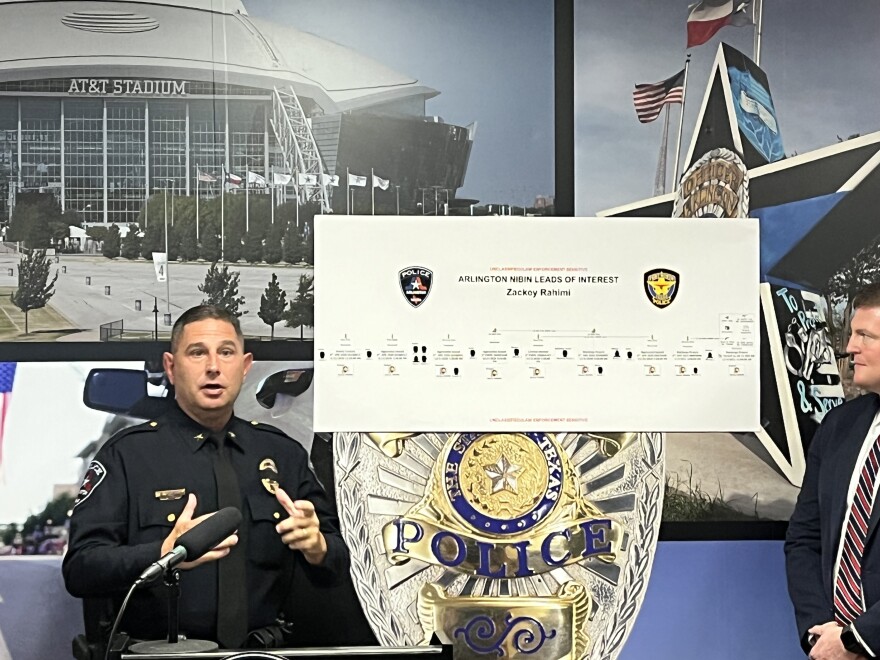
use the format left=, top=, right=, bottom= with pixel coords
left=99, top=319, right=124, bottom=341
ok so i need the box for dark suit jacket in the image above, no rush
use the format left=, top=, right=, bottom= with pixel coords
left=785, top=392, right=880, bottom=653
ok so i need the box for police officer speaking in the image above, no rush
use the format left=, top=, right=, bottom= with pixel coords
left=63, top=305, right=348, bottom=650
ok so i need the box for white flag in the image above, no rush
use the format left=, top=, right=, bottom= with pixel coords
left=152, top=253, right=168, bottom=282
left=247, top=171, right=266, bottom=187
left=321, top=173, right=340, bottom=187
left=297, top=173, right=318, bottom=186
left=348, top=173, right=367, bottom=187
left=372, top=174, right=390, bottom=190
left=272, top=172, right=292, bottom=186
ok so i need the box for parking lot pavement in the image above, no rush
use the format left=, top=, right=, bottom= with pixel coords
left=0, top=254, right=314, bottom=340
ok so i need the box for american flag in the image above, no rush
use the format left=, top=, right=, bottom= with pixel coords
left=632, top=69, right=685, bottom=124
left=0, top=362, right=16, bottom=471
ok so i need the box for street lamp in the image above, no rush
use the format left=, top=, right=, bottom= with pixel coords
left=79, top=204, right=92, bottom=253
left=79, top=203, right=92, bottom=228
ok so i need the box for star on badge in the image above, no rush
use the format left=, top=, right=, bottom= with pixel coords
left=484, top=455, right=524, bottom=494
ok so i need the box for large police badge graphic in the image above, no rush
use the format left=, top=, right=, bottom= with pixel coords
left=399, top=267, right=433, bottom=308
left=672, top=147, right=749, bottom=219
left=335, top=431, right=664, bottom=659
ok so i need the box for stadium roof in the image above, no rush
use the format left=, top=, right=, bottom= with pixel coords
left=0, top=0, right=439, bottom=114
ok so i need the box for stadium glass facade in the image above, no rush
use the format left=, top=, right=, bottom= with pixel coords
left=0, top=79, right=276, bottom=224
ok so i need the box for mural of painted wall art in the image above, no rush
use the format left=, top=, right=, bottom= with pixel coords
left=575, top=0, right=880, bottom=524
left=0, top=0, right=554, bottom=357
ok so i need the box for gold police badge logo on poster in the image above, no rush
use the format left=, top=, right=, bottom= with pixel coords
left=644, top=269, right=679, bottom=309
left=259, top=458, right=279, bottom=494
left=335, top=430, right=664, bottom=659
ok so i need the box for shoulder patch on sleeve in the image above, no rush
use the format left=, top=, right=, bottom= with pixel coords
left=74, top=460, right=107, bottom=508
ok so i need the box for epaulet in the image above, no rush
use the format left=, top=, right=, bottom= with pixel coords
left=103, top=419, right=162, bottom=448
left=246, top=419, right=291, bottom=438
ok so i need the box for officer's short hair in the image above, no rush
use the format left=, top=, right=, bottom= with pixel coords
left=170, top=305, right=244, bottom=352
left=853, top=283, right=880, bottom=311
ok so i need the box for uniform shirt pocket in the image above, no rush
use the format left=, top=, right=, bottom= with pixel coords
left=137, top=495, right=186, bottom=544
left=246, top=494, right=288, bottom=568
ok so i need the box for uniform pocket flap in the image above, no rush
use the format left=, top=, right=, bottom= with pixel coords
left=247, top=493, right=285, bottom=523
left=138, top=494, right=186, bottom=529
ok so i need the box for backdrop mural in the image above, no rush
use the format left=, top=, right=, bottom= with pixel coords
left=576, top=0, right=880, bottom=524
left=0, top=0, right=554, bottom=354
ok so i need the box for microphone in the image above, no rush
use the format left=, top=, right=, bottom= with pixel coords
left=137, top=506, right=242, bottom=585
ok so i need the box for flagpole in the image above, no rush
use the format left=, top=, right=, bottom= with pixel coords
left=395, top=185, right=400, bottom=215
left=221, top=166, right=226, bottom=263
left=295, top=174, right=300, bottom=228
left=245, top=172, right=250, bottom=233
left=672, top=54, right=692, bottom=191
left=164, top=188, right=170, bottom=315
left=195, top=164, right=200, bottom=241
left=754, top=0, right=763, bottom=66
left=371, top=167, right=375, bottom=215
left=270, top=184, right=275, bottom=225
left=653, top=106, right=671, bottom=196
left=346, top=167, right=350, bottom=214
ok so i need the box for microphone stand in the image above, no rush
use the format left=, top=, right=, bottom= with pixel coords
left=165, top=569, right=181, bottom=645
left=127, top=568, right=219, bottom=655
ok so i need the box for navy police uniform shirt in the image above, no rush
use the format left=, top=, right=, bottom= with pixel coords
left=62, top=402, right=348, bottom=643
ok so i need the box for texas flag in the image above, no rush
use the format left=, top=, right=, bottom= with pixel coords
left=687, top=0, right=753, bottom=48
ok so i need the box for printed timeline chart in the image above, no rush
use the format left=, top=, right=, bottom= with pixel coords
left=314, top=216, right=760, bottom=433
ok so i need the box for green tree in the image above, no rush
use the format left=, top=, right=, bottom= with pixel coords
left=199, top=220, right=221, bottom=262
left=176, top=223, right=199, bottom=261
left=121, top=225, right=142, bottom=259
left=284, top=273, right=314, bottom=340
left=102, top=224, right=120, bottom=259
left=243, top=230, right=263, bottom=264
left=11, top=249, right=58, bottom=334
left=140, top=220, right=164, bottom=260
left=258, top=273, right=287, bottom=339
left=303, top=230, right=314, bottom=265
left=199, top=262, right=247, bottom=317
left=823, top=238, right=880, bottom=354
left=1, top=523, right=18, bottom=546
left=49, top=217, right=74, bottom=246
left=264, top=219, right=285, bottom=264
left=283, top=225, right=305, bottom=264
left=86, top=226, right=109, bottom=243
left=8, top=192, right=65, bottom=249
left=225, top=222, right=244, bottom=263
left=21, top=493, right=75, bottom=536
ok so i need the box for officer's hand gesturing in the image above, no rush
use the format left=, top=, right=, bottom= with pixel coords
left=160, top=493, right=239, bottom=570
left=275, top=487, right=327, bottom=565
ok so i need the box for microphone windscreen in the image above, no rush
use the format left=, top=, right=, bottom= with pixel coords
left=177, top=506, right=242, bottom=560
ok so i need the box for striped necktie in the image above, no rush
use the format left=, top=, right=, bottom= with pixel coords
left=834, top=433, right=880, bottom=625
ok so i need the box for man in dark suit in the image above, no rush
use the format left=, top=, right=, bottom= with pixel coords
left=786, top=283, right=880, bottom=659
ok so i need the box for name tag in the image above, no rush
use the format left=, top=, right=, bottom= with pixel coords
left=154, top=488, right=186, bottom=501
